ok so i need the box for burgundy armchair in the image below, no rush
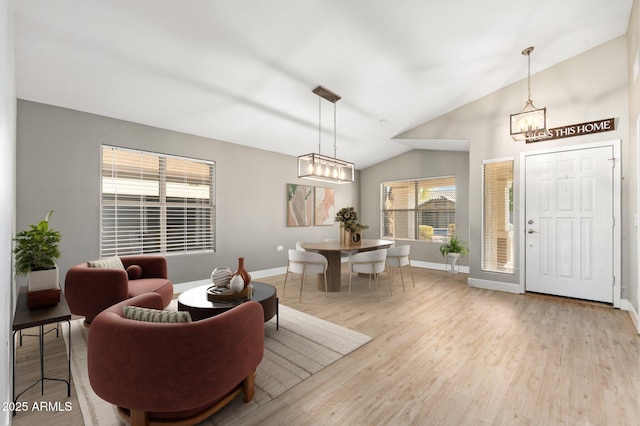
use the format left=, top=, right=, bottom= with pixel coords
left=65, top=255, right=173, bottom=324
left=88, top=293, right=265, bottom=426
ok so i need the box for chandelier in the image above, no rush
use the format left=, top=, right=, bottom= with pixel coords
left=297, top=86, right=355, bottom=184
left=510, top=46, right=548, bottom=141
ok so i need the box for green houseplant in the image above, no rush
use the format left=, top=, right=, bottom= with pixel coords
left=439, top=236, right=469, bottom=258
left=14, top=210, right=62, bottom=291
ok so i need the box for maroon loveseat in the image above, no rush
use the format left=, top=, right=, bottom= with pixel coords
left=87, top=293, right=265, bottom=425
left=65, top=255, right=173, bottom=324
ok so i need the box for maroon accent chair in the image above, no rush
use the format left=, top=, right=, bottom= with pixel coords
left=65, top=255, right=173, bottom=324
left=88, top=293, right=265, bottom=426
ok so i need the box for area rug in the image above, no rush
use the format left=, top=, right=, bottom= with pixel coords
left=63, top=303, right=372, bottom=425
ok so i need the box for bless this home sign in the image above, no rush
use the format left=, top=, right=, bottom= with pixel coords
left=525, top=117, right=615, bottom=143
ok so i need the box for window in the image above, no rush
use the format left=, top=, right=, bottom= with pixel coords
left=381, top=176, right=456, bottom=241
left=482, top=159, right=513, bottom=273
left=101, top=145, right=215, bottom=256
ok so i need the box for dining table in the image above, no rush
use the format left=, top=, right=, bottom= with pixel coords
left=300, top=239, right=394, bottom=292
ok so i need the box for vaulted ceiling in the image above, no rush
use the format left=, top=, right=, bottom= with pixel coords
left=13, top=0, right=633, bottom=169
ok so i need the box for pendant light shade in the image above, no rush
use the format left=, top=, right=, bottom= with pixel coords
left=510, top=47, right=548, bottom=141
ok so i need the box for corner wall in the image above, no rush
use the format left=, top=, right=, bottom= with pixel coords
left=627, top=0, right=640, bottom=326
left=360, top=150, right=469, bottom=266
left=397, top=37, right=630, bottom=296
left=16, top=101, right=359, bottom=286
left=0, top=1, right=16, bottom=425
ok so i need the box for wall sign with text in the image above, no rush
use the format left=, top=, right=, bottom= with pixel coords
left=525, top=117, right=615, bottom=143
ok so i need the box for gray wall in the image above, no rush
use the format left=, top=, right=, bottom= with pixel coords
left=16, top=101, right=359, bottom=286
left=360, top=150, right=469, bottom=266
left=398, top=37, right=632, bottom=298
left=1, top=1, right=16, bottom=424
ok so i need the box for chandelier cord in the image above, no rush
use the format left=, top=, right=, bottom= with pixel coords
left=333, top=102, right=337, bottom=160
left=527, top=50, right=532, bottom=102
left=318, top=95, right=322, bottom=155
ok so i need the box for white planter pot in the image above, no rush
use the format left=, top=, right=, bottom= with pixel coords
left=27, top=266, right=59, bottom=292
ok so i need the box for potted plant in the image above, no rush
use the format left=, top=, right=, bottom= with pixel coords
left=14, top=210, right=62, bottom=293
left=439, top=236, right=469, bottom=258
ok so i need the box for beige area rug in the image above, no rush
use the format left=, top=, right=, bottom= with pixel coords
left=63, top=303, right=372, bottom=425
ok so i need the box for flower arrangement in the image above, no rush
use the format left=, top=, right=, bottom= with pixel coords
left=335, top=206, right=369, bottom=233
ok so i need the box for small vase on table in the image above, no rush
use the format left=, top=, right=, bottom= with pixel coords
left=234, top=257, right=252, bottom=288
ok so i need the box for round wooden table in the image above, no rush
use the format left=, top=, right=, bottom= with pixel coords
left=300, top=239, right=394, bottom=292
left=178, top=282, right=278, bottom=327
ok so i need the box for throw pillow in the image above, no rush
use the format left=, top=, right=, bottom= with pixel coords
left=126, top=264, right=143, bottom=280
left=87, top=255, right=125, bottom=270
left=123, top=306, right=192, bottom=323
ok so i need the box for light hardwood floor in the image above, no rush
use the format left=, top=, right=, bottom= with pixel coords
left=12, top=265, right=640, bottom=425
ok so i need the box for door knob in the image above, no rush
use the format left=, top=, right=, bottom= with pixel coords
left=527, top=229, right=538, bottom=234
left=528, top=219, right=534, bottom=224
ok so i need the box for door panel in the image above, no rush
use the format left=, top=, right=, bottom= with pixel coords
left=525, top=146, right=613, bottom=303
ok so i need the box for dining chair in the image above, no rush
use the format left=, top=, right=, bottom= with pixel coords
left=295, top=241, right=306, bottom=251
left=283, top=249, right=328, bottom=302
left=348, top=249, right=389, bottom=300
left=386, top=245, right=415, bottom=291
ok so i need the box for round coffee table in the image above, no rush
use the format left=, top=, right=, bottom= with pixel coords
left=178, top=281, right=278, bottom=328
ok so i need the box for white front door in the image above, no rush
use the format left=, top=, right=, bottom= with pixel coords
left=525, top=146, right=614, bottom=303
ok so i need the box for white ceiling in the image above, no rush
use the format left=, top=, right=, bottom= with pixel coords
left=13, top=0, right=633, bottom=169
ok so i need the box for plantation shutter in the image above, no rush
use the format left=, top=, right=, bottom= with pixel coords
left=101, top=145, right=215, bottom=257
left=482, top=159, right=514, bottom=273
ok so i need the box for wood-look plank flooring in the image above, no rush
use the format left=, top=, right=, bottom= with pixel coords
left=12, top=265, right=640, bottom=425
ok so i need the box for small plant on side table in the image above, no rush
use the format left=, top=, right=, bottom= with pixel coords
left=14, top=211, right=62, bottom=306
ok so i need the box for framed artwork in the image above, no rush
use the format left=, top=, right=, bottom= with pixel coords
left=287, top=184, right=313, bottom=226
left=314, top=187, right=335, bottom=226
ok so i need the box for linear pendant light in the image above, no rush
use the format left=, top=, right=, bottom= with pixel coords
left=297, top=86, right=354, bottom=184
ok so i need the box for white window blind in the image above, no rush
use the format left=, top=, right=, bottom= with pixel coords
left=482, top=159, right=513, bottom=273
left=101, top=145, right=215, bottom=256
left=381, top=176, right=456, bottom=241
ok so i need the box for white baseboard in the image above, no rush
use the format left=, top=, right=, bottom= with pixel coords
left=410, top=260, right=469, bottom=274
left=175, top=262, right=468, bottom=293
left=621, top=299, right=640, bottom=334
left=468, top=277, right=522, bottom=294
left=173, top=266, right=289, bottom=294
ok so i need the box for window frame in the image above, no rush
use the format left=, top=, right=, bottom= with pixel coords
left=100, top=145, right=216, bottom=257
left=481, top=157, right=514, bottom=274
left=380, top=175, right=456, bottom=242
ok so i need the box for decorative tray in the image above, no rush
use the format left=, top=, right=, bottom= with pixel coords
left=206, top=285, right=248, bottom=301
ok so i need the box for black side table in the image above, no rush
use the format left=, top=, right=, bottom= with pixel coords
left=12, top=286, right=72, bottom=415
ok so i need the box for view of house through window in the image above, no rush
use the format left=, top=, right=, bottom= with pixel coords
left=482, top=159, right=514, bottom=273
left=101, top=145, right=215, bottom=256
left=381, top=176, right=456, bottom=242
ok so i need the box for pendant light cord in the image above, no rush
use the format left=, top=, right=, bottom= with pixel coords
left=318, top=95, right=322, bottom=154
left=527, top=51, right=532, bottom=102
left=333, top=102, right=337, bottom=160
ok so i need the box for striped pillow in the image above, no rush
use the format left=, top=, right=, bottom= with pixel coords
left=123, top=306, right=192, bottom=323
left=87, top=255, right=125, bottom=270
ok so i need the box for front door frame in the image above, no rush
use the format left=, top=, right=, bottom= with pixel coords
left=519, top=140, right=622, bottom=307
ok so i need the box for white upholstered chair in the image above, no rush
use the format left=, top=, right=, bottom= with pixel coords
left=283, top=249, right=328, bottom=302
left=386, top=245, right=415, bottom=291
left=295, top=241, right=306, bottom=251
left=348, top=249, right=389, bottom=300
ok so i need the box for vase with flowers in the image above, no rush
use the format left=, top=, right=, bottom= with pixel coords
left=335, top=207, right=369, bottom=245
